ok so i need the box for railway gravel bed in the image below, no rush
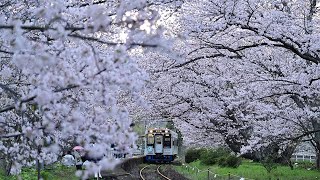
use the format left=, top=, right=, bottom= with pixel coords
left=122, top=156, right=189, bottom=180
left=140, top=165, right=165, bottom=180
left=95, top=156, right=189, bottom=180
left=158, top=165, right=190, bottom=180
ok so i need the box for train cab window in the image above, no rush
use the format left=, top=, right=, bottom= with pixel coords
left=155, top=136, right=162, bottom=144
left=164, top=136, right=171, bottom=147
left=147, top=135, right=154, bottom=145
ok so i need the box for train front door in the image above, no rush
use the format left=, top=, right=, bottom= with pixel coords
left=155, top=135, right=163, bottom=153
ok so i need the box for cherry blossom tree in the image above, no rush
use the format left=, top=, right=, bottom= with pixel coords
left=0, top=0, right=183, bottom=177
left=144, top=0, right=320, bottom=167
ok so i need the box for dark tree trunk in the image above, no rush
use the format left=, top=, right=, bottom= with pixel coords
left=225, top=136, right=242, bottom=153
left=316, top=141, right=320, bottom=169
left=312, top=119, right=320, bottom=169
left=317, top=152, right=320, bottom=169
left=275, top=144, right=296, bottom=168
left=5, top=160, right=12, bottom=176
left=37, top=146, right=41, bottom=180
left=37, top=159, right=41, bottom=180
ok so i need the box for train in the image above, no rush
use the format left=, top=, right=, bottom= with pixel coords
left=144, top=128, right=178, bottom=163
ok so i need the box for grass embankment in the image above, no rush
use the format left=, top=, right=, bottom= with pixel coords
left=0, top=163, right=78, bottom=180
left=174, top=160, right=320, bottom=180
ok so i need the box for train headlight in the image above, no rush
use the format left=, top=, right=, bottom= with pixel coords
left=165, top=130, right=168, bottom=133
left=149, top=130, right=153, bottom=133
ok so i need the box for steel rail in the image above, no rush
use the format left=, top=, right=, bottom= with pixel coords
left=139, top=165, right=150, bottom=180
left=157, top=165, right=171, bottom=180
left=140, top=164, right=171, bottom=180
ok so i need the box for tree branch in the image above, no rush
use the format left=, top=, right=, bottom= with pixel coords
left=309, top=77, right=320, bottom=85
left=0, top=49, right=14, bottom=55
left=0, top=83, right=21, bottom=101
left=235, top=23, right=320, bottom=64
left=291, top=129, right=320, bottom=141
left=0, top=133, right=24, bottom=139
left=0, top=84, right=80, bottom=113
left=0, top=24, right=85, bottom=32
left=169, top=54, right=225, bottom=69
left=68, top=33, right=158, bottom=48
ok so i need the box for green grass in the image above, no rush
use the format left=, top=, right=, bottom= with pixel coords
left=0, top=163, right=78, bottom=180
left=174, top=160, right=320, bottom=180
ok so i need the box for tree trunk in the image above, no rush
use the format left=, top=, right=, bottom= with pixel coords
left=314, top=140, right=320, bottom=169
left=312, top=119, right=320, bottom=169
left=36, top=159, right=41, bottom=180
left=276, top=144, right=296, bottom=168
left=5, top=160, right=12, bottom=176
left=37, top=146, right=41, bottom=180
left=316, top=152, right=320, bottom=169
left=315, top=141, right=320, bottom=169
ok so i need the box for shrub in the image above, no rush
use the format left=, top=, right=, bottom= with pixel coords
left=224, top=155, right=242, bottom=168
left=218, top=156, right=228, bottom=167
left=215, top=147, right=231, bottom=157
left=20, top=168, right=37, bottom=180
left=200, top=148, right=230, bottom=166
left=41, top=171, right=54, bottom=180
left=200, top=149, right=220, bottom=165
left=185, top=148, right=205, bottom=163
left=185, top=147, right=241, bottom=167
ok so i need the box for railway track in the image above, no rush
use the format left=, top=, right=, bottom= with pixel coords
left=140, top=165, right=171, bottom=180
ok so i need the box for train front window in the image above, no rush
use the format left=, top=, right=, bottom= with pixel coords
left=147, top=135, right=154, bottom=145
left=164, top=136, right=171, bottom=147
left=156, top=136, right=162, bottom=144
